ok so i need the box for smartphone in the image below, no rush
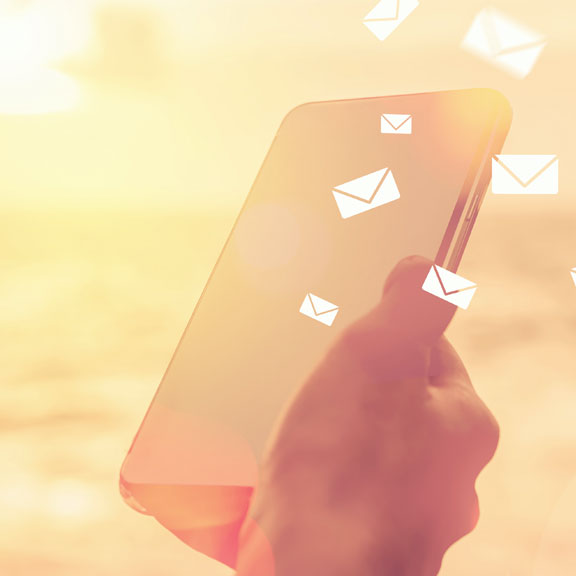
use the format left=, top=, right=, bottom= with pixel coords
left=120, top=89, right=512, bottom=567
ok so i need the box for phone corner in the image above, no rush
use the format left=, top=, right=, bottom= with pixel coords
left=480, top=88, right=514, bottom=123
left=118, top=463, right=149, bottom=515
left=277, top=99, right=325, bottom=132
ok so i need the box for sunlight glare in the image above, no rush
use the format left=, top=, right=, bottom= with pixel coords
left=0, top=0, right=92, bottom=114
left=0, top=66, right=81, bottom=115
left=45, top=481, right=107, bottom=523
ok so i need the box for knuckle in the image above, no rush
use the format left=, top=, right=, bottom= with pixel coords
left=435, top=393, right=500, bottom=470
left=449, top=400, right=500, bottom=473
left=470, top=401, right=500, bottom=464
left=439, top=489, right=481, bottom=549
left=455, top=490, right=481, bottom=539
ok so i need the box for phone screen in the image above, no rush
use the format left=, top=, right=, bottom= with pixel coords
left=120, top=89, right=511, bottom=566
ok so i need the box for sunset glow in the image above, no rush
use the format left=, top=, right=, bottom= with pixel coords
left=0, top=1, right=91, bottom=114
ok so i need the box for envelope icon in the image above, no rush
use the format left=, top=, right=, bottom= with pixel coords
left=492, top=155, right=559, bottom=195
left=333, top=168, right=400, bottom=219
left=422, top=265, right=477, bottom=310
left=461, top=7, right=547, bottom=78
left=571, top=268, right=576, bottom=288
left=364, top=0, right=420, bottom=41
left=300, top=293, right=339, bottom=327
left=381, top=113, right=412, bottom=135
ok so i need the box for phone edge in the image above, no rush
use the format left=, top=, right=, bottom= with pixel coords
left=118, top=89, right=514, bottom=511
left=436, top=96, right=513, bottom=272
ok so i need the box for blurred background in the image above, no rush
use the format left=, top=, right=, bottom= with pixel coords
left=1, top=0, right=575, bottom=574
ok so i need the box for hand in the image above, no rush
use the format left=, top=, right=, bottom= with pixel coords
left=236, top=256, right=500, bottom=576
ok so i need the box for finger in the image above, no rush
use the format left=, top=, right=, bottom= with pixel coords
left=353, top=256, right=458, bottom=350
left=380, top=256, right=458, bottom=345
left=428, top=337, right=471, bottom=388
left=333, top=256, right=459, bottom=382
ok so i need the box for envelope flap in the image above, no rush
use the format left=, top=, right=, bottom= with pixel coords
left=435, top=266, right=477, bottom=294
left=364, top=0, right=399, bottom=20
left=309, top=294, right=338, bottom=315
left=382, top=113, right=411, bottom=129
left=495, top=155, right=558, bottom=186
left=484, top=7, right=546, bottom=53
left=334, top=168, right=388, bottom=201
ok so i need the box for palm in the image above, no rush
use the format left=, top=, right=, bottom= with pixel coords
left=238, top=258, right=499, bottom=576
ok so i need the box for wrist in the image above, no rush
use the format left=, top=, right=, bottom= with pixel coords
left=238, top=501, right=437, bottom=576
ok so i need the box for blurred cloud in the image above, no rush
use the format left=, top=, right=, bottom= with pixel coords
left=69, top=3, right=168, bottom=85
left=0, top=0, right=92, bottom=66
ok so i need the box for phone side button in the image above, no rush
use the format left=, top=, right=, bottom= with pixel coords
left=465, top=193, right=481, bottom=221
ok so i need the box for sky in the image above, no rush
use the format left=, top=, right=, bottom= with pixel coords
left=0, top=0, right=573, bottom=210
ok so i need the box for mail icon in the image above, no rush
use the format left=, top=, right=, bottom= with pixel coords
left=461, top=7, right=547, bottom=79
left=492, top=155, right=559, bottom=195
left=364, top=0, right=420, bottom=42
left=333, top=168, right=400, bottom=219
left=300, top=293, right=339, bottom=327
left=381, top=113, right=412, bottom=135
left=571, top=268, right=576, bottom=288
left=422, top=265, right=477, bottom=310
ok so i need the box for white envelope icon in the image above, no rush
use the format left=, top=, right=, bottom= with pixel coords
left=461, top=7, right=547, bottom=79
left=381, top=113, right=412, bottom=135
left=571, top=268, right=576, bottom=288
left=300, top=293, right=339, bottom=327
left=333, top=168, right=400, bottom=219
left=364, top=0, right=420, bottom=41
left=492, top=155, right=559, bottom=195
left=422, top=265, right=477, bottom=310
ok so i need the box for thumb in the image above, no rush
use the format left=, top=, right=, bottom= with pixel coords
left=357, top=256, right=458, bottom=349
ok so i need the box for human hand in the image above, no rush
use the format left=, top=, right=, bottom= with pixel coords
left=236, top=256, right=500, bottom=576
